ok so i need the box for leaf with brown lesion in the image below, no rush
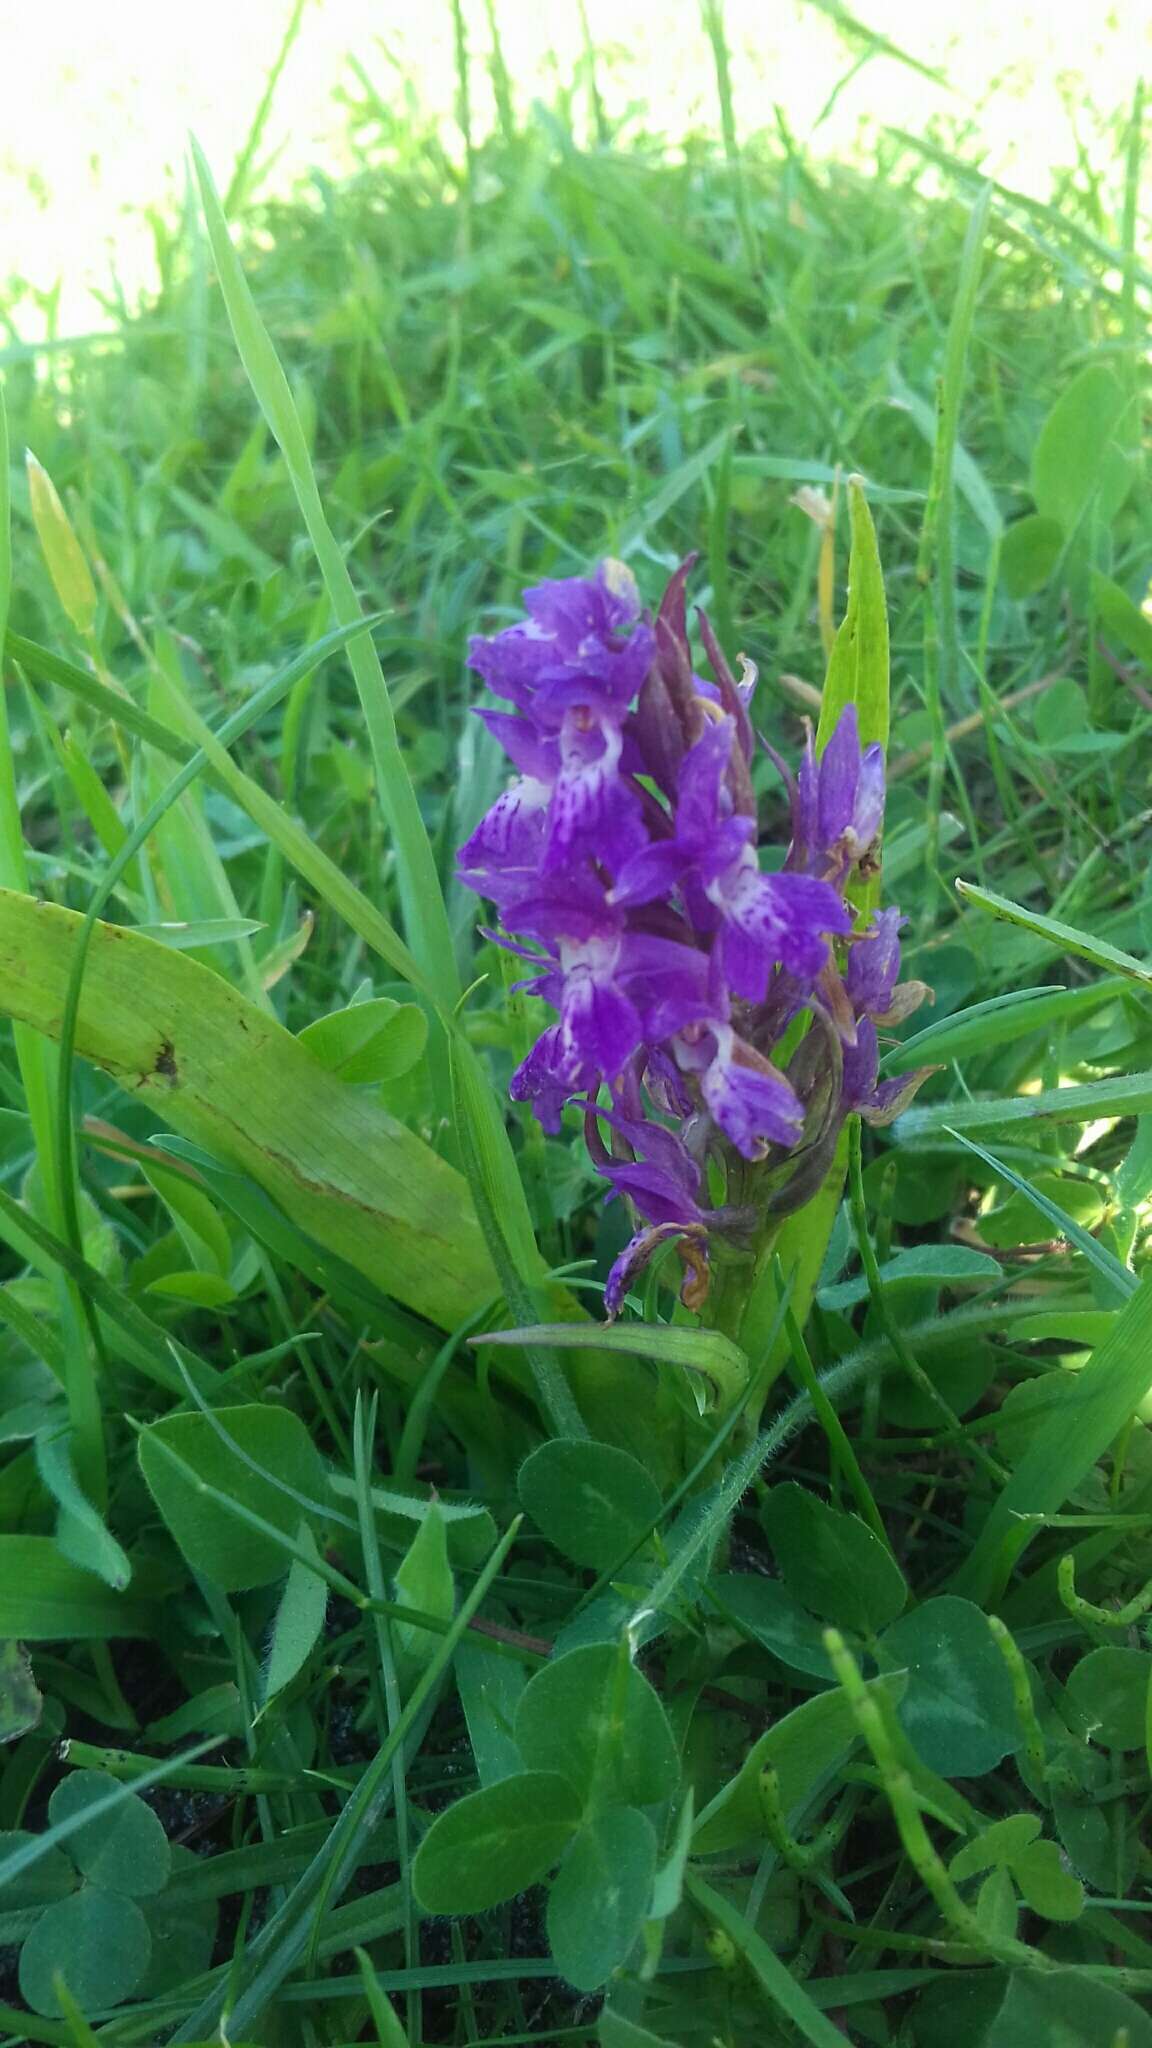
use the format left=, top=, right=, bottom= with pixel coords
left=0, top=889, right=495, bottom=1330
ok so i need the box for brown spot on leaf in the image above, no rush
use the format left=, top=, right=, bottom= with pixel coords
left=154, top=1038, right=178, bottom=1082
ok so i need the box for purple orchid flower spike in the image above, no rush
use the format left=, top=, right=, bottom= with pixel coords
left=612, top=714, right=852, bottom=1001
left=457, top=554, right=933, bottom=1325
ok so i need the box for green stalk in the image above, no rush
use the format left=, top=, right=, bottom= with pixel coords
left=0, top=385, right=104, bottom=1500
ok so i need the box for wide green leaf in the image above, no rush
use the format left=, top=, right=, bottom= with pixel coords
left=49, top=1770, right=171, bottom=1897
left=599, top=2017, right=676, bottom=2048
left=1009, top=1838, right=1084, bottom=1922
left=515, top=1643, right=680, bottom=1808
left=0, top=1538, right=155, bottom=1640
left=817, top=1243, right=1000, bottom=1314
left=711, top=1574, right=835, bottom=1680
left=881, top=1596, right=1017, bottom=1777
left=949, top=1813, right=1039, bottom=1881
left=518, top=1438, right=663, bottom=1571
left=0, top=1639, right=43, bottom=1742
left=1000, top=513, right=1064, bottom=597
left=138, top=1845, right=219, bottom=1997
left=455, top=1640, right=527, bottom=1789
left=298, top=996, right=428, bottom=1084
left=0, top=1831, right=75, bottom=1910
left=762, top=1483, right=907, bottom=1635
left=412, top=1771, right=581, bottom=1914
left=34, top=1425, right=132, bottom=1591
left=1030, top=364, right=1134, bottom=533
left=20, top=1885, right=152, bottom=2017
left=137, top=1404, right=327, bottom=1591
left=393, top=1497, right=454, bottom=1675
left=1066, top=1646, right=1152, bottom=1751
left=547, top=1806, right=656, bottom=1991
left=0, top=888, right=494, bottom=1327
left=986, top=1969, right=1152, bottom=2048
left=692, top=1677, right=900, bottom=1855
left=261, top=1524, right=328, bottom=1705
left=1093, top=568, right=1152, bottom=667
left=475, top=1319, right=747, bottom=1409
left=952, top=1275, right=1152, bottom=1600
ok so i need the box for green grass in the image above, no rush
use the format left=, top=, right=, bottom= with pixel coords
left=0, top=22, right=1151, bottom=2047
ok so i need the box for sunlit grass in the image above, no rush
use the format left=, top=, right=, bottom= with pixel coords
left=3, top=0, right=1150, bottom=335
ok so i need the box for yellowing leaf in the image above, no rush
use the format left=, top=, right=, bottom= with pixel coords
left=25, top=452, right=98, bottom=638
left=0, top=888, right=494, bottom=1328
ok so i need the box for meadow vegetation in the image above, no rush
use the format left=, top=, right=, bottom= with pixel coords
left=0, top=18, right=1150, bottom=2045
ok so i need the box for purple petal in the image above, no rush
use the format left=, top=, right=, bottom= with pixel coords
left=846, top=907, right=905, bottom=1018
left=523, top=560, right=641, bottom=644
left=533, top=625, right=655, bottom=718
left=643, top=1045, right=696, bottom=1118
left=629, top=666, right=686, bottom=805
left=469, top=563, right=653, bottom=728
left=590, top=1106, right=703, bottom=1216
left=853, top=743, right=886, bottom=854
left=456, top=777, right=550, bottom=908
left=543, top=710, right=647, bottom=873
left=467, top=626, right=563, bottom=711
left=604, top=1220, right=710, bottom=1319
left=698, top=1025, right=804, bottom=1159
left=502, top=869, right=617, bottom=944
left=795, top=723, right=819, bottom=863
left=598, top=1158, right=701, bottom=1227
left=609, top=839, right=690, bottom=909
left=559, top=952, right=644, bottom=1080
left=816, top=704, right=862, bottom=855
left=677, top=715, right=737, bottom=841
left=618, top=932, right=713, bottom=1041
left=654, top=556, right=702, bottom=736
left=841, top=1016, right=879, bottom=1111
left=709, top=856, right=851, bottom=1001
left=474, top=708, right=559, bottom=782
left=509, top=1026, right=580, bottom=1132
left=696, top=608, right=755, bottom=762
left=862, top=1065, right=938, bottom=1126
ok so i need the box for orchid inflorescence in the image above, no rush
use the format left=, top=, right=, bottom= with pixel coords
left=457, top=558, right=933, bottom=1317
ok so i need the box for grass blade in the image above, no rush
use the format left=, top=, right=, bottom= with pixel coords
left=170, top=1518, right=523, bottom=2039
left=896, top=1071, right=1152, bottom=1138
left=944, top=1126, right=1135, bottom=1305
left=917, top=182, right=992, bottom=715
left=190, top=140, right=459, bottom=1015
left=952, top=1275, right=1152, bottom=1603
left=684, top=1870, right=853, bottom=2047
left=474, top=1320, right=748, bottom=1410
left=0, top=391, right=102, bottom=1497
left=11, top=632, right=427, bottom=991
left=882, top=981, right=1123, bottom=1071
left=956, top=879, right=1152, bottom=988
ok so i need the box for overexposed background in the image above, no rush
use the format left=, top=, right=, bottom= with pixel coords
left=3, top=0, right=1148, bottom=333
